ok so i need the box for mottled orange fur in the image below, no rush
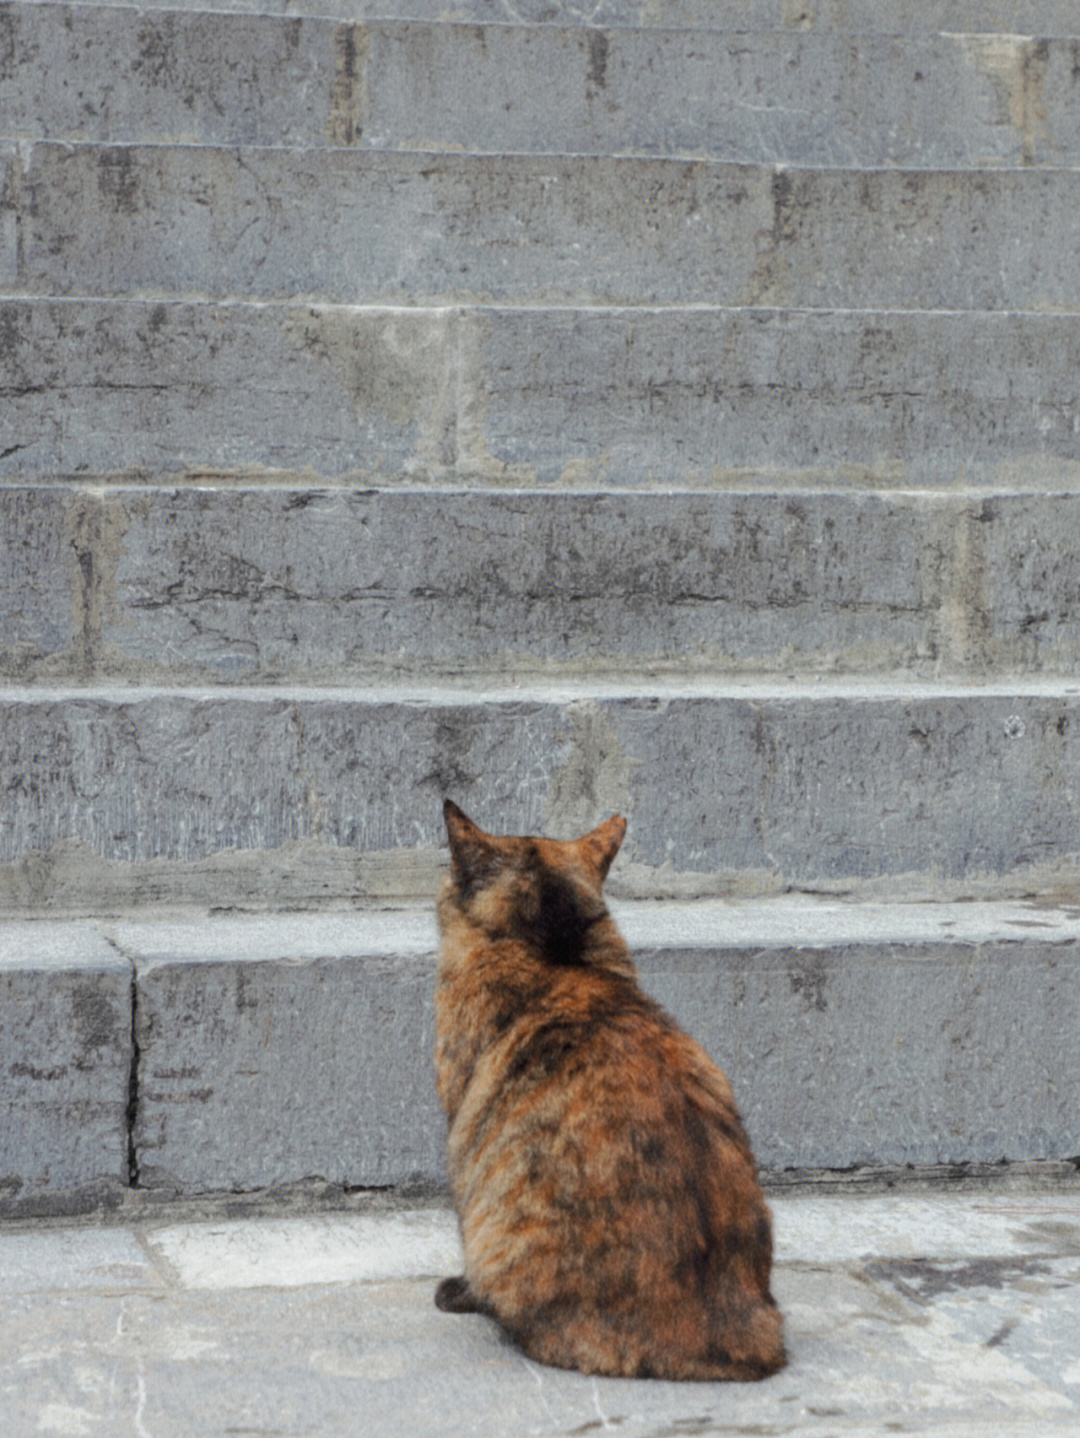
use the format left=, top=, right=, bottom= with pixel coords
left=434, top=801, right=785, bottom=1380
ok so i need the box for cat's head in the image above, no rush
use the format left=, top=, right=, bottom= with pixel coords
left=438, top=800, right=627, bottom=965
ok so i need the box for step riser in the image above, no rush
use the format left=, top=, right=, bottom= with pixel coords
left=137, top=944, right=1080, bottom=1190
left=12, top=144, right=1080, bottom=313
left=5, top=487, right=1080, bottom=685
left=7, top=9, right=1080, bottom=165
left=6, top=302, right=1080, bottom=486
left=5, top=914, right=1077, bottom=1213
left=3, top=691, right=1080, bottom=912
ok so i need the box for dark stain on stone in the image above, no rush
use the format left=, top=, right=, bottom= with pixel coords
left=72, top=980, right=121, bottom=1050
left=865, top=1255, right=1053, bottom=1300
left=586, top=31, right=608, bottom=92
left=788, top=957, right=828, bottom=1013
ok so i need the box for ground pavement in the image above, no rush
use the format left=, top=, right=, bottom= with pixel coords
left=3, top=1182, right=1080, bottom=1437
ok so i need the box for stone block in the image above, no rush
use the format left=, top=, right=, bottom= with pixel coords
left=643, top=932, right=1080, bottom=1171
left=6, top=8, right=1080, bottom=165
left=112, top=901, right=1080, bottom=1191
left=120, top=914, right=442, bottom=1190
left=0, top=488, right=83, bottom=680
left=0, top=924, right=132, bottom=1215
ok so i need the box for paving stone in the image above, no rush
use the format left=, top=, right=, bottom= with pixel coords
left=3, top=1192, right=1080, bottom=1438
left=146, top=1209, right=462, bottom=1288
left=0, top=1227, right=158, bottom=1293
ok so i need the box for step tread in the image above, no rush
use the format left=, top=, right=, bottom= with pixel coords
left=5, top=897, right=1077, bottom=1199
left=5, top=484, right=1080, bottom=687
left=97, top=894, right=1080, bottom=961
left=6, top=894, right=1080, bottom=968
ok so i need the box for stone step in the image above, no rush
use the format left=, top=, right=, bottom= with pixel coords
left=6, top=6, right=1079, bottom=164
left=20, top=0, right=1079, bottom=32
left=10, top=141, right=1080, bottom=313
left=5, top=484, right=1080, bottom=687
left=5, top=299, right=1080, bottom=488
left=4, top=898, right=1078, bottom=1212
left=2, top=680, right=1079, bottom=916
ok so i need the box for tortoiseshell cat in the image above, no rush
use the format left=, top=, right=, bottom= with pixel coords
left=434, top=801, right=785, bottom=1380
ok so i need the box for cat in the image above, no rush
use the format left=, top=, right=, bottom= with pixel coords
left=434, top=800, right=785, bottom=1380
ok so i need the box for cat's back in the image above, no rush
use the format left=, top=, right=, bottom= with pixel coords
left=456, top=963, right=783, bottom=1380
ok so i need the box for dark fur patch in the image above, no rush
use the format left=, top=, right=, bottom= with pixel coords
left=533, top=870, right=589, bottom=965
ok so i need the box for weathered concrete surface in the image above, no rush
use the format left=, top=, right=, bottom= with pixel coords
left=3, top=1192, right=1080, bottom=1437
left=98, top=902, right=1080, bottom=1189
left=0, top=925, right=131, bottom=1216
left=7, top=486, right=1080, bottom=685
left=2, top=683, right=1080, bottom=910
left=14, top=142, right=1080, bottom=313
left=5, top=7, right=1080, bottom=165
left=6, top=301, right=1080, bottom=487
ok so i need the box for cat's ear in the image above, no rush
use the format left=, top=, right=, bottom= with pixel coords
left=577, top=814, right=627, bottom=883
left=443, top=800, right=495, bottom=870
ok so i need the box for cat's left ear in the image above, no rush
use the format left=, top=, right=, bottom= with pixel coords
left=577, top=814, right=627, bottom=883
left=443, top=800, right=496, bottom=872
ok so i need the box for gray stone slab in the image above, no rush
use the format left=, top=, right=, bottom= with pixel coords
left=0, top=1270, right=1076, bottom=1438
left=0, top=924, right=132, bottom=1215
left=3, top=684, right=1080, bottom=909
left=0, top=299, right=459, bottom=483
left=14, top=143, right=1080, bottom=313
left=467, top=306, right=1080, bottom=489
left=1, top=3, right=348, bottom=149
left=6, top=301, right=1080, bottom=487
left=133, top=1192, right=1080, bottom=1284
left=146, top=1208, right=463, bottom=1288
left=7, top=486, right=1080, bottom=686
left=5, top=7, right=1080, bottom=164
left=0, top=1227, right=158, bottom=1293
left=4, top=1196, right=1080, bottom=1438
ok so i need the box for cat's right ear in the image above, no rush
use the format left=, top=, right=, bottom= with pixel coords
left=577, top=813, right=627, bottom=882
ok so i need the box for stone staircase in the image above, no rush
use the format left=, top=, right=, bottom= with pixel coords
left=2, top=0, right=1079, bottom=1216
